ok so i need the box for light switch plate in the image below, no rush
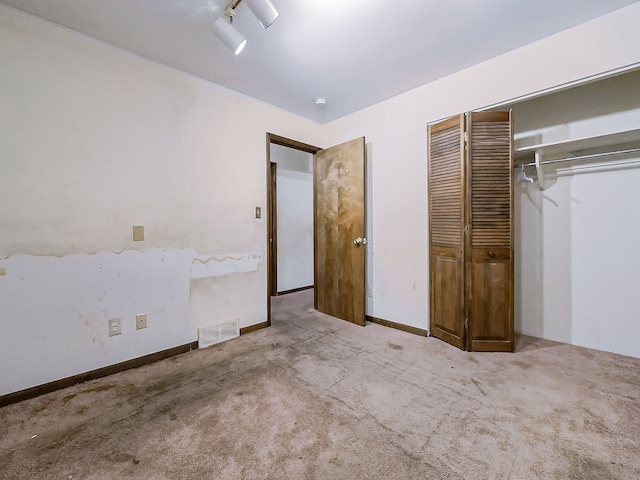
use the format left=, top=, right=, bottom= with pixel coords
left=255, top=207, right=261, bottom=219
left=133, top=225, right=144, bottom=241
left=136, top=313, right=147, bottom=330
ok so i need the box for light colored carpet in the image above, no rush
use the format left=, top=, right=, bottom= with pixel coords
left=1, top=289, right=639, bottom=479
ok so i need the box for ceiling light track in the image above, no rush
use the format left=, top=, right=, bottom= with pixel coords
left=214, top=0, right=279, bottom=55
left=224, top=0, right=243, bottom=20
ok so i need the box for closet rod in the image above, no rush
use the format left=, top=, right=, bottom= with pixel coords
left=557, top=158, right=640, bottom=173
left=516, top=147, right=640, bottom=168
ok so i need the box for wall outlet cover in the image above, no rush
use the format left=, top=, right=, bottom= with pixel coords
left=108, top=318, right=122, bottom=336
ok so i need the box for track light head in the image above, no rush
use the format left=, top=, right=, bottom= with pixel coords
left=244, top=0, right=279, bottom=29
left=213, top=16, right=247, bottom=55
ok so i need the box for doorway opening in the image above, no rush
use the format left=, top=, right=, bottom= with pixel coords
left=266, top=134, right=368, bottom=327
left=266, top=134, right=321, bottom=326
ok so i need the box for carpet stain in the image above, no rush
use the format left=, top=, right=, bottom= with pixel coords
left=107, top=452, right=140, bottom=465
left=471, top=378, right=487, bottom=396
left=569, top=453, right=615, bottom=480
left=388, top=342, right=403, bottom=350
left=29, top=397, right=58, bottom=414
left=80, top=385, right=116, bottom=394
left=512, top=360, right=532, bottom=369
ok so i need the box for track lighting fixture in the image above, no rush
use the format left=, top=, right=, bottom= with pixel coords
left=214, top=0, right=278, bottom=55
left=244, top=0, right=279, bottom=29
left=213, top=16, right=246, bottom=55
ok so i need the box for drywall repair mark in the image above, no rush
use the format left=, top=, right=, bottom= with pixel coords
left=0, top=267, right=6, bottom=276
left=190, top=252, right=263, bottom=279
left=193, top=255, right=245, bottom=264
left=0, top=249, right=126, bottom=261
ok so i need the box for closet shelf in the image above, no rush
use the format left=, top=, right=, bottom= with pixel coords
left=514, top=128, right=640, bottom=162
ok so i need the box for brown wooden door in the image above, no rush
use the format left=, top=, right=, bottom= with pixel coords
left=314, top=137, right=366, bottom=326
left=466, top=111, right=514, bottom=352
left=428, top=115, right=466, bottom=349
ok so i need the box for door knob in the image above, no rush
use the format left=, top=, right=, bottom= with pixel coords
left=353, top=237, right=367, bottom=246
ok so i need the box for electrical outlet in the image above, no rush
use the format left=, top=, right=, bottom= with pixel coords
left=108, top=318, right=122, bottom=336
left=136, top=313, right=147, bottom=330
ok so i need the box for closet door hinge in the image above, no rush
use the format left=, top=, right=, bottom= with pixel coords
left=464, top=131, right=468, bottom=145
left=464, top=318, right=469, bottom=330
left=464, top=224, right=469, bottom=236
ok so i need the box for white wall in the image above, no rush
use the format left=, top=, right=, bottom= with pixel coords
left=321, top=2, right=640, bottom=355
left=0, top=5, right=321, bottom=396
left=516, top=165, right=640, bottom=358
left=271, top=145, right=314, bottom=292
left=271, top=143, right=313, bottom=173
left=276, top=169, right=314, bottom=292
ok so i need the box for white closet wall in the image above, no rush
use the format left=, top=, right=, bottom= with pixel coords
left=513, top=70, right=640, bottom=357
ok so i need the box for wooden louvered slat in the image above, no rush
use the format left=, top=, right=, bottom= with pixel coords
left=429, top=121, right=463, bottom=248
left=470, top=116, right=512, bottom=248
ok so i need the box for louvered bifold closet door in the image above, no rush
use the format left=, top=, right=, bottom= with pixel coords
left=428, top=114, right=465, bottom=349
left=467, top=111, right=514, bottom=352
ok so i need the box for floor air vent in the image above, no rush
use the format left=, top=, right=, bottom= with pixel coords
left=198, top=319, right=239, bottom=349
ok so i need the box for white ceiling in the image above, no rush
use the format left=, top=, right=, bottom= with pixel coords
left=2, top=0, right=638, bottom=123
